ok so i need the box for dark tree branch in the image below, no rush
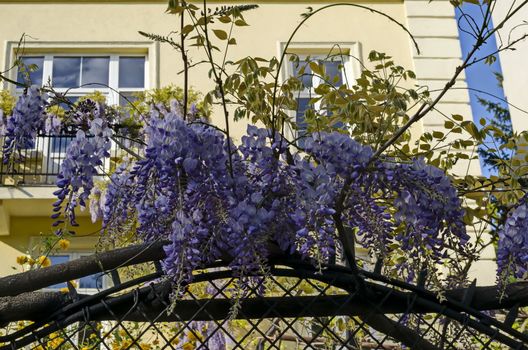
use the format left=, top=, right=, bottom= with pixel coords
left=4, top=277, right=525, bottom=350
left=2, top=240, right=528, bottom=312
left=0, top=240, right=168, bottom=297
left=360, top=313, right=439, bottom=350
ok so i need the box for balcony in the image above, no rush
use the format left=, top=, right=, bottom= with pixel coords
left=0, top=134, right=127, bottom=187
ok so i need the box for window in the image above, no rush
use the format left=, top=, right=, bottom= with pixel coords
left=282, top=43, right=361, bottom=145
left=292, top=58, right=348, bottom=147
left=47, top=253, right=107, bottom=294
left=16, top=54, right=147, bottom=107
left=13, top=54, right=147, bottom=182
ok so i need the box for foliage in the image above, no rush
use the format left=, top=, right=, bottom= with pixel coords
left=126, top=84, right=206, bottom=120
left=0, top=90, right=16, bottom=116
left=477, top=95, right=514, bottom=173
left=1, top=0, right=528, bottom=316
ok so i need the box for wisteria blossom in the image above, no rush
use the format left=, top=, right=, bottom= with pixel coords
left=84, top=107, right=470, bottom=287
left=2, top=86, right=46, bottom=164
left=2, top=90, right=521, bottom=294
left=52, top=113, right=112, bottom=227
left=497, top=195, right=528, bottom=279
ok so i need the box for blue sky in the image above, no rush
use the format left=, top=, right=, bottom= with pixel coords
left=456, top=3, right=507, bottom=119
left=455, top=3, right=508, bottom=174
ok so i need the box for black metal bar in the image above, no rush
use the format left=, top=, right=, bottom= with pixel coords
left=0, top=134, right=128, bottom=186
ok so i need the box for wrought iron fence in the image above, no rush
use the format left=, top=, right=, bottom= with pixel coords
left=0, top=243, right=527, bottom=349
left=0, top=134, right=130, bottom=186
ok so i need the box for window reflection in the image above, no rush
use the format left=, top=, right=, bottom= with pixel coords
left=119, top=92, right=139, bottom=107
left=119, top=57, right=145, bottom=88
left=80, top=273, right=103, bottom=290
left=17, top=57, right=44, bottom=86
left=48, top=255, right=70, bottom=289
left=296, top=61, right=313, bottom=89
left=325, top=60, right=343, bottom=86
left=296, top=97, right=311, bottom=148
left=53, top=57, right=81, bottom=88
left=82, top=57, right=110, bottom=86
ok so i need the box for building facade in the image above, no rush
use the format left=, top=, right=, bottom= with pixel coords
left=0, top=0, right=488, bottom=281
left=491, top=1, right=528, bottom=134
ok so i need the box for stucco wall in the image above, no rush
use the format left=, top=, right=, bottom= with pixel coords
left=492, top=1, right=528, bottom=133
left=0, top=214, right=99, bottom=276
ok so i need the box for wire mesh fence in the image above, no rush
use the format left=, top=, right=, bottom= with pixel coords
left=0, top=252, right=527, bottom=350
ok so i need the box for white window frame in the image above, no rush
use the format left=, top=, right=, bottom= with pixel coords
left=15, top=53, right=149, bottom=107
left=10, top=49, right=151, bottom=183
left=279, top=42, right=362, bottom=141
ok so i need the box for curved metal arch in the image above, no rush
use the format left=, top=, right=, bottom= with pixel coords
left=1, top=259, right=527, bottom=349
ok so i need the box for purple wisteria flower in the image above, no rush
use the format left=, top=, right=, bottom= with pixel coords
left=44, top=113, right=62, bottom=135
left=34, top=97, right=476, bottom=289
left=497, top=195, right=528, bottom=279
left=52, top=116, right=112, bottom=228
left=2, top=86, right=46, bottom=164
left=390, top=159, right=469, bottom=261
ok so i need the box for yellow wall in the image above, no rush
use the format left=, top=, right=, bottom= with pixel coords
left=0, top=1, right=416, bottom=141
left=0, top=213, right=100, bottom=276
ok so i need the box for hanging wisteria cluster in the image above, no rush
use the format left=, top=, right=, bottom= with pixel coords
left=52, top=105, right=112, bottom=228
left=2, top=86, right=46, bottom=163
left=0, top=87, right=523, bottom=289
left=497, top=195, right=528, bottom=280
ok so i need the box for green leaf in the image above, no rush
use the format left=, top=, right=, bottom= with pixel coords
left=213, top=29, right=228, bottom=40
left=182, top=25, right=194, bottom=36
left=485, top=55, right=497, bottom=65
left=228, top=38, right=237, bottom=45
left=234, top=19, right=249, bottom=26
left=432, top=131, right=444, bottom=139
left=462, top=121, right=481, bottom=141
left=444, top=120, right=454, bottom=129
left=452, top=114, right=464, bottom=122
left=218, top=16, right=231, bottom=23
left=309, top=61, right=324, bottom=77
left=166, top=0, right=184, bottom=14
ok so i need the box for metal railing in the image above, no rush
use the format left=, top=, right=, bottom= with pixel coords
left=0, top=134, right=129, bottom=186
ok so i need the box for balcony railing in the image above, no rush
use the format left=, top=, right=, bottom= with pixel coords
left=0, top=134, right=129, bottom=187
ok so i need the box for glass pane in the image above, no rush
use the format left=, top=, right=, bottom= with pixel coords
left=296, top=61, right=313, bottom=89
left=81, top=57, right=109, bottom=87
left=51, top=136, right=75, bottom=153
left=53, top=57, right=81, bottom=88
left=48, top=255, right=70, bottom=289
left=17, top=57, right=44, bottom=86
left=80, top=273, right=103, bottom=290
left=119, top=92, right=139, bottom=107
left=296, top=98, right=311, bottom=148
left=119, top=57, right=145, bottom=88
left=324, top=60, right=343, bottom=87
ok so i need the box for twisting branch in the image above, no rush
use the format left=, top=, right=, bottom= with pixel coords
left=2, top=240, right=528, bottom=311
left=181, top=1, right=189, bottom=119
left=0, top=240, right=167, bottom=297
